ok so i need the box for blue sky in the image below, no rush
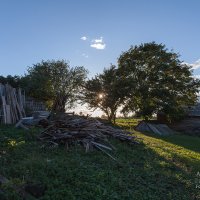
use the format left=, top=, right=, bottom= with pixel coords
left=0, top=0, right=200, bottom=77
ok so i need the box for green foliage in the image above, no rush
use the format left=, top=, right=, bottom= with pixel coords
left=21, top=60, right=88, bottom=111
left=118, top=42, right=200, bottom=121
left=82, top=65, right=127, bottom=123
left=0, top=125, right=200, bottom=199
left=0, top=75, right=21, bottom=88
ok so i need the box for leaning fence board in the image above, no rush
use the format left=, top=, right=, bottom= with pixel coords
left=0, top=84, right=26, bottom=124
left=5, top=105, right=11, bottom=124
left=18, top=88, right=26, bottom=116
left=1, top=96, right=7, bottom=123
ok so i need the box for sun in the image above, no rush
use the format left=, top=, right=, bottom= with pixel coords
left=98, top=93, right=104, bottom=99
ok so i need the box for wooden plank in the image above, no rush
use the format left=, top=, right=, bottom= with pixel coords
left=5, top=105, right=11, bottom=124
left=0, top=83, right=4, bottom=96
left=18, top=88, right=26, bottom=117
left=13, top=88, right=23, bottom=119
left=0, top=84, right=26, bottom=124
left=91, top=141, right=112, bottom=151
left=10, top=88, right=20, bottom=122
left=1, top=96, right=7, bottom=124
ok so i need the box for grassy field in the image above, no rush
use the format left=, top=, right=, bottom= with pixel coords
left=0, top=122, right=200, bottom=199
left=115, top=118, right=142, bottom=129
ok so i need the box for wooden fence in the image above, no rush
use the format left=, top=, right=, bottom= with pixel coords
left=0, top=83, right=26, bottom=124
left=25, top=99, right=46, bottom=112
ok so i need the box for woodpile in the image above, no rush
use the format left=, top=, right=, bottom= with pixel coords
left=0, top=83, right=26, bottom=124
left=38, top=116, right=138, bottom=159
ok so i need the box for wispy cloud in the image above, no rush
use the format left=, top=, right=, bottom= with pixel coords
left=90, top=37, right=106, bottom=50
left=81, top=36, right=87, bottom=41
left=193, top=74, right=200, bottom=79
left=185, top=59, right=200, bottom=80
left=191, top=59, right=200, bottom=70
left=82, top=53, right=88, bottom=58
left=93, top=37, right=103, bottom=43
left=183, top=59, right=200, bottom=70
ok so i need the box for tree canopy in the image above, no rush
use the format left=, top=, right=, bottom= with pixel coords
left=118, top=42, right=200, bottom=120
left=1, top=42, right=199, bottom=122
left=22, top=60, right=88, bottom=111
left=82, top=65, right=127, bottom=123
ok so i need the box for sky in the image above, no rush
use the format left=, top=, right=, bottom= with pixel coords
left=0, top=0, right=200, bottom=116
left=0, top=0, right=200, bottom=78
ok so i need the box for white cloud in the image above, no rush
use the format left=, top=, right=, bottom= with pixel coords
left=90, top=43, right=106, bottom=50
left=81, top=36, right=87, bottom=41
left=82, top=53, right=88, bottom=58
left=93, top=37, right=103, bottom=43
left=90, top=37, right=106, bottom=50
left=183, top=59, right=200, bottom=70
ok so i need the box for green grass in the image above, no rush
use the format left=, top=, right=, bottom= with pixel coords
left=0, top=124, right=200, bottom=200
left=115, top=118, right=142, bottom=129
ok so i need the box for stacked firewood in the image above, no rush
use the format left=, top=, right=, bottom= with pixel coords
left=0, top=83, right=26, bottom=124
left=38, top=116, right=138, bottom=159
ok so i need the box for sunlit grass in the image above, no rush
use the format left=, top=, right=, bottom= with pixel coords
left=135, top=132, right=200, bottom=171
left=7, top=139, right=25, bottom=147
left=115, top=118, right=142, bottom=129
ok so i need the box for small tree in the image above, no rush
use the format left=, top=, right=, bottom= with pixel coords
left=22, top=60, right=87, bottom=112
left=118, top=42, right=200, bottom=121
left=82, top=65, right=127, bottom=123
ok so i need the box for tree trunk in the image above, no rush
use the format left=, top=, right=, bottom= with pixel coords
left=113, top=114, right=116, bottom=124
left=52, top=94, right=67, bottom=112
left=107, top=111, right=116, bottom=124
left=107, top=115, right=112, bottom=123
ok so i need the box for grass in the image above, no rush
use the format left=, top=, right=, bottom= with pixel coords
left=0, top=122, right=200, bottom=200
left=115, top=118, right=142, bottom=129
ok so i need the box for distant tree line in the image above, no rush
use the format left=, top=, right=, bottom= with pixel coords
left=0, top=75, right=21, bottom=88
left=1, top=42, right=200, bottom=123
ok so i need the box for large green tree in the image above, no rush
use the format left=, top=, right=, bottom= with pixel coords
left=22, top=60, right=87, bottom=112
left=118, top=42, right=200, bottom=121
left=82, top=65, right=127, bottom=123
